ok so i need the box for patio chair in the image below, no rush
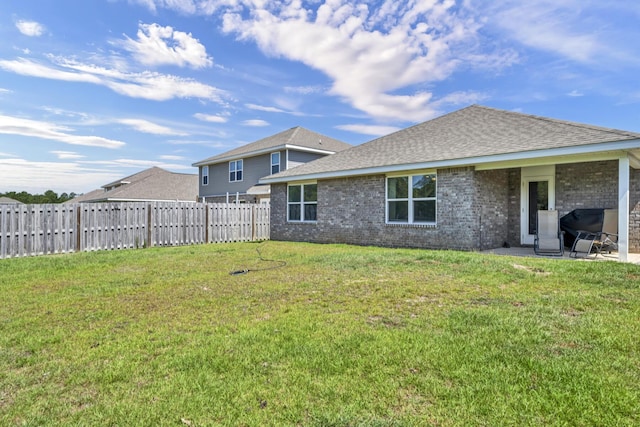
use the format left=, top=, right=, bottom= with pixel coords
left=534, top=210, right=564, bottom=256
left=569, top=209, right=618, bottom=258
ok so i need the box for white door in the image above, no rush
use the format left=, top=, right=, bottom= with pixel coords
left=521, top=166, right=555, bottom=245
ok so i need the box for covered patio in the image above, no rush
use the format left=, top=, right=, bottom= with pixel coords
left=482, top=246, right=640, bottom=264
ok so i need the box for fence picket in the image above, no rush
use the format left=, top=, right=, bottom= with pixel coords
left=0, top=202, right=270, bottom=259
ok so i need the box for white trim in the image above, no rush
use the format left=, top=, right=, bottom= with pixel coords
left=260, top=139, right=640, bottom=184
left=618, top=156, right=630, bottom=261
left=271, top=151, right=281, bottom=174
left=520, top=165, right=555, bottom=245
left=202, top=165, right=209, bottom=186
left=287, top=182, right=318, bottom=223
left=385, top=173, right=437, bottom=225
left=229, top=159, right=243, bottom=183
left=192, top=144, right=337, bottom=166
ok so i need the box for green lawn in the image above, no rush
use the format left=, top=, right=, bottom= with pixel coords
left=1, top=242, right=639, bottom=426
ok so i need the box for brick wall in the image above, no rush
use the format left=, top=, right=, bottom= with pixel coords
left=272, top=161, right=640, bottom=252
left=271, top=167, right=511, bottom=250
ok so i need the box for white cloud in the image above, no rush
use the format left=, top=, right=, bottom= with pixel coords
left=117, top=118, right=189, bottom=135
left=219, top=1, right=493, bottom=122
left=119, top=23, right=212, bottom=69
left=242, top=119, right=269, bottom=127
left=0, top=158, right=121, bottom=193
left=80, top=158, right=193, bottom=170
left=0, top=57, right=228, bottom=103
left=245, top=103, right=285, bottom=113
left=159, top=155, right=186, bottom=160
left=284, top=85, right=324, bottom=95
left=0, top=115, right=125, bottom=149
left=129, top=0, right=197, bottom=14
left=51, top=151, right=86, bottom=160
left=193, top=113, right=228, bottom=123
left=567, top=90, right=584, bottom=97
left=335, top=124, right=401, bottom=137
left=479, top=0, right=640, bottom=65
left=15, top=20, right=45, bottom=37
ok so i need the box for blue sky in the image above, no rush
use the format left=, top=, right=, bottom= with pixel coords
left=1, top=0, right=640, bottom=194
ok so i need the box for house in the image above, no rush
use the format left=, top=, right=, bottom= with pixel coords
left=192, top=126, right=351, bottom=203
left=259, top=105, right=640, bottom=261
left=0, top=196, right=24, bottom=204
left=68, top=167, right=198, bottom=203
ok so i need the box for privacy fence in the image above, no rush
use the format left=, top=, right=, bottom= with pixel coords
left=0, top=202, right=270, bottom=259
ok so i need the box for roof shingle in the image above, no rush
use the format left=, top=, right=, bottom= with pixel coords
left=192, top=126, right=351, bottom=166
left=262, top=105, right=640, bottom=182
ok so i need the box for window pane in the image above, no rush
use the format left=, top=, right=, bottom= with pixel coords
left=229, top=171, right=235, bottom=182
left=304, top=204, right=317, bottom=221
left=229, top=162, right=236, bottom=172
left=413, top=174, right=436, bottom=198
left=414, top=200, right=436, bottom=222
left=304, top=184, right=317, bottom=202
left=288, top=204, right=301, bottom=221
left=272, top=165, right=279, bottom=174
left=388, top=201, right=408, bottom=222
left=288, top=185, right=301, bottom=202
left=236, top=170, right=242, bottom=181
left=271, top=152, right=279, bottom=164
left=237, top=160, right=243, bottom=170
left=388, top=177, right=408, bottom=199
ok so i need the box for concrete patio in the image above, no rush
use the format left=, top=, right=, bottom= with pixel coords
left=482, top=246, right=640, bottom=265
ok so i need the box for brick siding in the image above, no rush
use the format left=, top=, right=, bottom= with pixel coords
left=271, top=161, right=639, bottom=252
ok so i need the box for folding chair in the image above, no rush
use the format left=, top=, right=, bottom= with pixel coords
left=534, top=210, right=564, bottom=256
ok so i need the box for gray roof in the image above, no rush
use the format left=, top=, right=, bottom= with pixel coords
left=261, top=105, right=640, bottom=183
left=68, top=167, right=198, bottom=203
left=0, top=196, right=23, bottom=204
left=193, top=126, right=351, bottom=166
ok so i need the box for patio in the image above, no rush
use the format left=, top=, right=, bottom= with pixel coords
left=482, top=246, right=640, bottom=264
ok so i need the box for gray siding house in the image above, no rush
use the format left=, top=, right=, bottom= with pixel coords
left=192, top=126, right=351, bottom=203
left=260, top=105, right=640, bottom=261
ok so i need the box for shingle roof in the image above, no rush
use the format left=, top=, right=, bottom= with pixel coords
left=0, top=196, right=23, bottom=204
left=261, top=105, right=640, bottom=182
left=192, top=126, right=351, bottom=166
left=68, top=167, right=198, bottom=203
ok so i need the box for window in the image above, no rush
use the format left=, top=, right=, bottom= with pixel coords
left=202, top=165, right=209, bottom=186
left=288, top=183, right=317, bottom=222
left=387, top=173, right=436, bottom=224
left=271, top=152, right=280, bottom=174
left=229, top=159, right=243, bottom=182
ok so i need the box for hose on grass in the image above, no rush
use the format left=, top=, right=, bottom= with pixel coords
left=229, top=243, right=287, bottom=275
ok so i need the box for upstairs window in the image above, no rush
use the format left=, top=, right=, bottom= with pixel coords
left=288, top=183, right=317, bottom=222
left=387, top=173, right=436, bottom=224
left=202, top=165, right=209, bottom=186
left=271, top=152, right=280, bottom=174
left=229, top=159, right=243, bottom=182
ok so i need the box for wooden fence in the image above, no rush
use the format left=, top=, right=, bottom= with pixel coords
left=0, top=202, right=270, bottom=259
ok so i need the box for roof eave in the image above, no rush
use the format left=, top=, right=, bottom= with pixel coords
left=192, top=144, right=338, bottom=167
left=260, top=138, right=640, bottom=184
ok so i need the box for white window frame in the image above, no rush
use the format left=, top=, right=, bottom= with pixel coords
left=229, top=159, right=243, bottom=182
left=271, top=152, right=280, bottom=175
left=386, top=173, right=437, bottom=225
left=202, top=165, right=209, bottom=186
left=287, top=182, right=317, bottom=223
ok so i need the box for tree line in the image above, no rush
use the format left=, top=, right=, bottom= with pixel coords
left=1, top=190, right=78, bottom=204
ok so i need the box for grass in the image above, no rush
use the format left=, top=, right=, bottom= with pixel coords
left=1, top=241, right=639, bottom=426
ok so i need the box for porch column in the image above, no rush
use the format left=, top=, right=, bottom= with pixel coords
left=618, top=156, right=630, bottom=262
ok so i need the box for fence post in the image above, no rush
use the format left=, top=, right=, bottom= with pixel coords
left=147, top=203, right=153, bottom=248
left=252, top=204, right=257, bottom=241
left=76, top=205, right=81, bottom=253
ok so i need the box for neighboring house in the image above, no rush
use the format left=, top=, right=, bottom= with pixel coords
left=0, top=196, right=23, bottom=204
left=192, top=126, right=351, bottom=203
left=260, top=105, right=640, bottom=261
left=68, top=167, right=198, bottom=203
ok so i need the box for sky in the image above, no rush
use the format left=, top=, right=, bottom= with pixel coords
left=1, top=0, right=640, bottom=194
